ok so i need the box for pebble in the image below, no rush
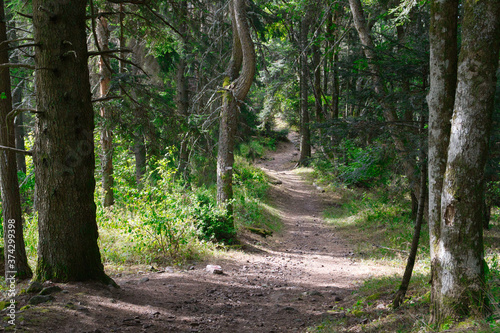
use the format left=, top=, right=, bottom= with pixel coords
left=206, top=265, right=223, bottom=274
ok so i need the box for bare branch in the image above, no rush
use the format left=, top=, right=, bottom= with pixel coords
left=0, top=37, right=34, bottom=49
left=0, top=63, right=35, bottom=69
left=92, top=95, right=121, bottom=103
left=16, top=12, right=33, bottom=19
left=145, top=4, right=183, bottom=37
left=0, top=145, right=33, bottom=156
left=87, top=48, right=132, bottom=57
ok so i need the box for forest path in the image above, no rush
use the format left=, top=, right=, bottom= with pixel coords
left=15, top=133, right=394, bottom=333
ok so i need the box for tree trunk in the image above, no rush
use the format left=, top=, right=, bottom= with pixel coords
left=430, top=0, right=500, bottom=323
left=312, top=43, right=322, bottom=122
left=0, top=0, right=32, bottom=279
left=349, top=0, right=420, bottom=198
left=393, top=119, right=427, bottom=309
left=133, top=134, right=146, bottom=186
left=427, top=0, right=459, bottom=324
left=9, top=22, right=27, bottom=175
left=97, top=15, right=114, bottom=207
left=14, top=112, right=26, bottom=174
left=217, top=0, right=256, bottom=219
left=32, top=0, right=110, bottom=283
left=298, top=13, right=311, bottom=165
left=175, top=2, right=190, bottom=180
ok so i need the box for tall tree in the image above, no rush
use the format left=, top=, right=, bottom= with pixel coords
left=217, top=0, right=256, bottom=224
left=32, top=0, right=110, bottom=283
left=0, top=0, right=32, bottom=279
left=298, top=8, right=311, bottom=165
left=97, top=14, right=114, bottom=207
left=349, top=0, right=420, bottom=198
left=428, top=0, right=500, bottom=325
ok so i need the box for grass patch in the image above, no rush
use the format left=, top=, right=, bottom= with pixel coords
left=308, top=184, right=500, bottom=332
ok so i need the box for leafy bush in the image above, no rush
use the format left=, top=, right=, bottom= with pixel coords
left=193, top=191, right=236, bottom=244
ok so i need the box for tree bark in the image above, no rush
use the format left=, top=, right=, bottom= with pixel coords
left=430, top=0, right=500, bottom=323
left=175, top=1, right=190, bottom=180
left=216, top=0, right=256, bottom=219
left=298, top=11, right=311, bottom=165
left=32, top=0, right=110, bottom=283
left=0, top=0, right=32, bottom=279
left=427, top=0, right=459, bottom=325
left=97, top=14, right=114, bottom=207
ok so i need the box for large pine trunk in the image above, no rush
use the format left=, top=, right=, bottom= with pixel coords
left=0, top=0, right=32, bottom=279
left=32, top=0, right=109, bottom=283
left=428, top=0, right=500, bottom=324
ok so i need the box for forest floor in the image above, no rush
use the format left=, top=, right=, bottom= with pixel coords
left=4, top=133, right=399, bottom=333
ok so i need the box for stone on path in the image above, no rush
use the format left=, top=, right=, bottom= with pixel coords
left=205, top=265, right=223, bottom=274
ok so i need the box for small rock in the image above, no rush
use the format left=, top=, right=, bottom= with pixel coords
left=376, top=303, right=386, bottom=310
left=334, top=296, right=342, bottom=302
left=140, top=277, right=150, bottom=283
left=29, top=295, right=54, bottom=305
left=27, top=281, right=43, bottom=293
left=189, top=266, right=195, bottom=270
left=39, top=285, right=62, bottom=295
left=206, top=265, right=223, bottom=274
left=165, top=266, right=175, bottom=273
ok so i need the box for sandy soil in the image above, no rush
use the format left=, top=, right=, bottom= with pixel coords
left=4, top=133, right=394, bottom=333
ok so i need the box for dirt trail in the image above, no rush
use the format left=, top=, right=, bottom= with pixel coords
left=11, top=133, right=389, bottom=333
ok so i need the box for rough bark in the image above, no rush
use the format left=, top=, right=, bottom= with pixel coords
left=0, top=0, right=32, bottom=279
left=431, top=0, right=500, bottom=323
left=216, top=0, right=256, bottom=217
left=427, top=0, right=459, bottom=324
left=298, top=12, right=311, bottom=165
left=175, top=1, right=190, bottom=180
left=97, top=14, right=114, bottom=207
left=10, top=23, right=27, bottom=174
left=32, top=0, right=110, bottom=283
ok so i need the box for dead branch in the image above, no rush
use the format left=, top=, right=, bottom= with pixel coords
left=0, top=63, right=35, bottom=69
left=0, top=145, right=33, bottom=156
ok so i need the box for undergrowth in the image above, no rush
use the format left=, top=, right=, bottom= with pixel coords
left=308, top=180, right=500, bottom=332
left=1, top=135, right=278, bottom=272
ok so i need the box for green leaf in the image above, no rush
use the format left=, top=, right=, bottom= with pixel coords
left=0, top=92, right=6, bottom=100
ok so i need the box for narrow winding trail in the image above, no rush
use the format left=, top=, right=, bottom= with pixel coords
left=15, top=134, right=392, bottom=333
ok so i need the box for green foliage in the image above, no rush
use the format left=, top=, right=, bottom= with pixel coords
left=192, top=191, right=236, bottom=244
